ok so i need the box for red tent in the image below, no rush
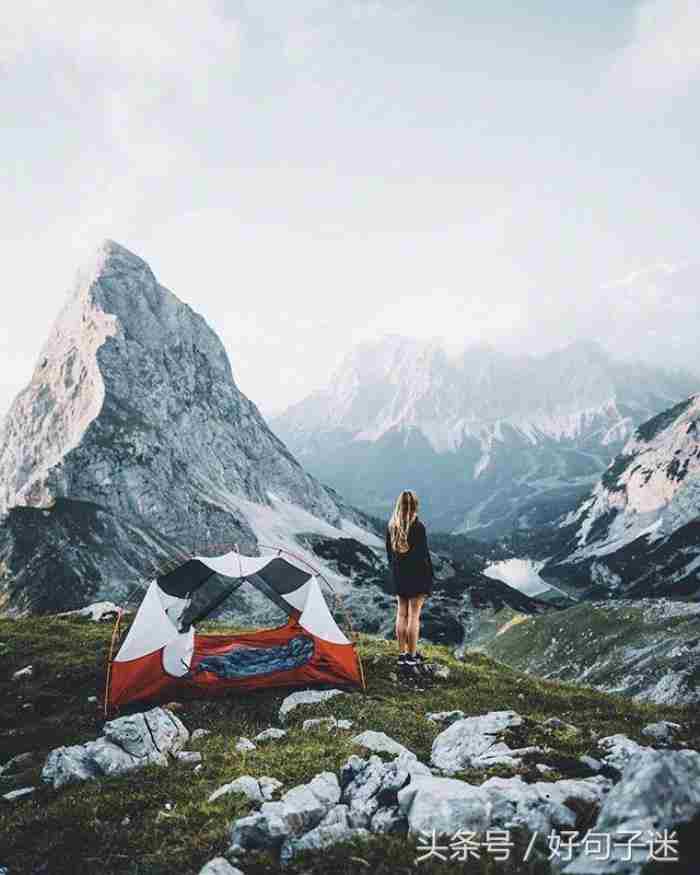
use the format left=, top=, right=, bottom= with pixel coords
left=106, top=550, right=363, bottom=713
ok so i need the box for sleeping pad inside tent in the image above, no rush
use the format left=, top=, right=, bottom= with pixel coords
left=106, top=551, right=362, bottom=711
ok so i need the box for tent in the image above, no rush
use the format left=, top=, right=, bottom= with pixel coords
left=106, top=549, right=364, bottom=713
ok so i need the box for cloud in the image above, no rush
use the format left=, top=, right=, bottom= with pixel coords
left=606, top=0, right=700, bottom=94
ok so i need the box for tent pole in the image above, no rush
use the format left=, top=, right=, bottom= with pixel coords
left=103, top=606, right=124, bottom=719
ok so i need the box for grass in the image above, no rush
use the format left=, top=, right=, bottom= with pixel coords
left=1, top=615, right=699, bottom=875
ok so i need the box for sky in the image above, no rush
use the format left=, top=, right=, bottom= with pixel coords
left=2, top=0, right=700, bottom=416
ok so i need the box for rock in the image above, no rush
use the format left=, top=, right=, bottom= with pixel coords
left=198, top=858, right=245, bottom=875
left=640, top=720, right=682, bottom=744
left=1, top=752, right=36, bottom=775
left=398, top=775, right=491, bottom=836
left=87, top=696, right=97, bottom=704
left=563, top=749, right=700, bottom=874
left=210, top=775, right=264, bottom=805
left=432, top=666, right=451, bottom=680
left=279, top=689, right=347, bottom=723
left=426, top=710, right=465, bottom=724
left=536, top=763, right=554, bottom=774
left=398, top=771, right=612, bottom=839
left=174, top=751, right=202, bottom=766
left=12, top=666, right=33, bottom=681
left=430, top=710, right=524, bottom=772
left=280, top=820, right=369, bottom=865
left=303, top=718, right=337, bottom=732
left=259, top=776, right=284, bottom=800
left=543, top=717, right=580, bottom=734
left=57, top=602, right=121, bottom=622
left=336, top=719, right=354, bottom=730
left=229, top=772, right=340, bottom=855
left=596, top=734, right=654, bottom=775
left=2, top=786, right=35, bottom=802
left=351, top=730, right=413, bottom=758
left=370, top=805, right=405, bottom=834
left=254, top=728, right=287, bottom=743
left=341, top=753, right=430, bottom=828
left=192, top=729, right=211, bottom=741
left=234, top=738, right=256, bottom=753
left=41, top=707, right=188, bottom=789
left=579, top=755, right=603, bottom=772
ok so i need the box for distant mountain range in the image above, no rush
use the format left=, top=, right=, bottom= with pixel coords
left=272, top=335, right=698, bottom=536
left=545, top=392, right=700, bottom=599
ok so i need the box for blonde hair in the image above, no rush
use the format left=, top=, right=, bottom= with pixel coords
left=389, top=490, right=419, bottom=554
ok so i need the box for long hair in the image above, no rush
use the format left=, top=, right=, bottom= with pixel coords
left=389, top=490, right=419, bottom=554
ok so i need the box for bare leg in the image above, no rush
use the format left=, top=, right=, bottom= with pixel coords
left=395, top=596, right=409, bottom=653
left=407, top=595, right=426, bottom=656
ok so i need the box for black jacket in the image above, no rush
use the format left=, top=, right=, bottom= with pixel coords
left=385, top=518, right=434, bottom=597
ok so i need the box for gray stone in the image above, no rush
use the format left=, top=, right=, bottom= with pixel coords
left=11, top=665, right=32, bottom=681
left=174, top=751, right=202, bottom=766
left=279, top=689, right=347, bottom=722
left=564, top=749, right=700, bottom=874
left=254, top=728, right=287, bottom=743
left=280, top=820, right=370, bottom=866
left=640, top=720, right=682, bottom=743
left=302, top=717, right=337, bottom=732
left=430, top=710, right=524, bottom=772
left=426, top=710, right=465, bottom=724
left=259, top=776, right=283, bottom=800
left=234, top=737, right=256, bottom=753
left=41, top=706, right=188, bottom=789
left=57, top=602, right=121, bottom=622
left=351, top=730, right=413, bottom=758
left=543, top=717, right=580, bottom=733
left=228, top=771, right=341, bottom=854
left=336, top=719, right=354, bottom=730
left=579, top=755, right=603, bottom=772
left=370, top=805, right=406, bottom=834
left=210, top=775, right=263, bottom=804
left=398, top=775, right=491, bottom=836
left=341, top=752, right=430, bottom=828
left=192, top=729, right=211, bottom=741
left=197, top=858, right=245, bottom=875
left=536, top=763, right=554, bottom=774
left=596, top=734, right=653, bottom=774
left=2, top=786, right=35, bottom=802
left=1, top=752, right=36, bottom=775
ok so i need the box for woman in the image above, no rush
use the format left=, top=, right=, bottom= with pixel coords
left=385, top=489, right=434, bottom=672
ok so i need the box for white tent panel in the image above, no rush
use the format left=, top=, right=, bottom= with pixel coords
left=115, top=580, right=180, bottom=662
left=162, top=626, right=195, bottom=676
left=299, top=577, right=350, bottom=645
left=280, top=578, right=313, bottom=613
left=193, top=552, right=275, bottom=579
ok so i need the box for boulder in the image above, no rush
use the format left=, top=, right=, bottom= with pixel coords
left=57, top=602, right=121, bottom=622
left=426, top=710, right=465, bottom=725
left=192, top=729, right=211, bottom=741
left=174, top=751, right=202, bottom=766
left=370, top=805, right=405, bottom=834
left=430, top=710, right=524, bottom=772
left=2, top=786, right=35, bottom=803
left=563, top=749, right=700, bottom=874
left=11, top=665, right=33, bottom=681
left=228, top=772, right=341, bottom=854
left=234, top=738, right=256, bottom=753
left=640, top=720, right=682, bottom=744
left=279, top=689, right=347, bottom=723
left=259, top=776, right=284, bottom=800
left=279, top=803, right=370, bottom=865
left=398, top=774, right=491, bottom=836
left=210, top=775, right=264, bottom=805
left=596, top=734, right=654, bottom=775
left=197, top=858, right=245, bottom=875
left=341, top=752, right=430, bottom=828
left=351, top=730, right=413, bottom=758
left=41, top=707, right=188, bottom=789
left=254, top=728, right=287, bottom=743
left=303, top=718, right=337, bottom=732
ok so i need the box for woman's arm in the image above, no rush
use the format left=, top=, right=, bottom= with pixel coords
left=418, top=522, right=434, bottom=578
left=385, top=526, right=392, bottom=562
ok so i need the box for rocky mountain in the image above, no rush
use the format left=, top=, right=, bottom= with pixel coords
left=0, top=240, right=379, bottom=614
left=545, top=394, right=700, bottom=598
left=272, top=335, right=698, bottom=536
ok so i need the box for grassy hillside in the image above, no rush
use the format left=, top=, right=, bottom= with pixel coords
left=478, top=599, right=700, bottom=705
left=2, top=614, right=699, bottom=874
